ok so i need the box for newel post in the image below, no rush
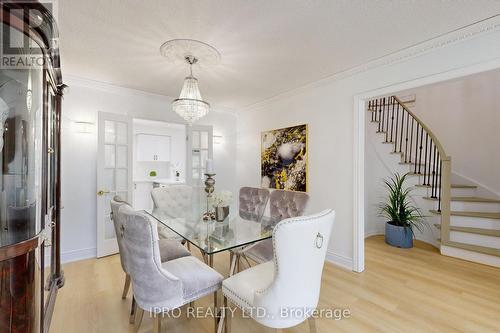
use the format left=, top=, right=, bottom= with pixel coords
left=440, top=157, right=452, bottom=245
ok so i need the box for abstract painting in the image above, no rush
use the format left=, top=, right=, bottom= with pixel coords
left=261, top=124, right=307, bottom=192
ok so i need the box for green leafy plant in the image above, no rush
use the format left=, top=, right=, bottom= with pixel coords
left=149, top=170, right=157, bottom=177
left=379, top=173, right=426, bottom=235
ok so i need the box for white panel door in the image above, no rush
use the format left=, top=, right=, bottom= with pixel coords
left=187, top=125, right=213, bottom=185
left=96, top=112, right=133, bottom=258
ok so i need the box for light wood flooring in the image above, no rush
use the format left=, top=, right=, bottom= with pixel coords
left=49, top=236, right=500, bottom=333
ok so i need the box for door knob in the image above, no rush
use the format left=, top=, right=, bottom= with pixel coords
left=97, top=190, right=110, bottom=196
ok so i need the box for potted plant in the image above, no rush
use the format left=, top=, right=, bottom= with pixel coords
left=379, top=173, right=426, bottom=248
left=211, top=190, right=232, bottom=222
left=149, top=170, right=157, bottom=178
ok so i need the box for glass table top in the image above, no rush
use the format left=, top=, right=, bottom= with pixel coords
left=144, top=186, right=280, bottom=255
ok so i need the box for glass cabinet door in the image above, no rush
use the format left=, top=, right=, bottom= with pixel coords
left=0, top=24, right=44, bottom=248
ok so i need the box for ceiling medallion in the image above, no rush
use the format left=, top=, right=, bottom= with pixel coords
left=160, top=39, right=220, bottom=125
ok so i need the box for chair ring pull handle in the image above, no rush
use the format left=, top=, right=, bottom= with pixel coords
left=315, top=233, right=324, bottom=249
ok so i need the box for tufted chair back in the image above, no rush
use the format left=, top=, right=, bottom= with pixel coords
left=269, top=190, right=309, bottom=221
left=151, top=185, right=193, bottom=219
left=117, top=204, right=183, bottom=311
left=110, top=195, right=131, bottom=273
left=253, top=209, right=335, bottom=328
left=238, top=187, right=270, bottom=221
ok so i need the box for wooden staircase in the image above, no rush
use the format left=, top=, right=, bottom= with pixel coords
left=368, top=96, right=500, bottom=267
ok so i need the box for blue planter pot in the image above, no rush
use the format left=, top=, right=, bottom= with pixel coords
left=385, top=222, right=413, bottom=248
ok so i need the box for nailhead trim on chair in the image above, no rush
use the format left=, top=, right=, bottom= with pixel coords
left=222, top=285, right=255, bottom=316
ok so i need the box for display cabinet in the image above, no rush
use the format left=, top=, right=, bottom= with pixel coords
left=0, top=2, right=64, bottom=332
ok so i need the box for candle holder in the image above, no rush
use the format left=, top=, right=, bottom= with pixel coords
left=203, top=173, right=216, bottom=221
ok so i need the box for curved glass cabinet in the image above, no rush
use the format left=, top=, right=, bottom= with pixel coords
left=0, top=3, right=64, bottom=333
left=0, top=24, right=44, bottom=248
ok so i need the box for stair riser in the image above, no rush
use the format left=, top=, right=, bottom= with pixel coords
left=450, top=215, right=500, bottom=230
left=441, top=245, right=500, bottom=267
left=431, top=201, right=500, bottom=212
left=449, top=231, right=500, bottom=250
left=451, top=188, right=477, bottom=197
left=421, top=187, right=477, bottom=197
left=450, top=202, right=500, bottom=213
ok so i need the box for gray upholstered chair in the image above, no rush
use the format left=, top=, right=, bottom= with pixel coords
left=243, top=190, right=309, bottom=264
left=110, top=196, right=191, bottom=323
left=229, top=187, right=270, bottom=273
left=117, top=204, right=223, bottom=333
left=238, top=186, right=270, bottom=221
left=151, top=185, right=193, bottom=242
left=221, top=210, right=335, bottom=333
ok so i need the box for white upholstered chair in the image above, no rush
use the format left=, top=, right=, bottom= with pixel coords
left=222, top=209, right=335, bottom=333
left=151, top=185, right=193, bottom=242
left=243, top=190, right=309, bottom=264
left=110, top=196, right=191, bottom=322
left=117, top=204, right=223, bottom=333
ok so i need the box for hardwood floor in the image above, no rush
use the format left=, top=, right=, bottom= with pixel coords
left=50, top=236, right=500, bottom=333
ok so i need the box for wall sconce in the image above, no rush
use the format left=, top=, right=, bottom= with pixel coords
left=74, top=121, right=95, bottom=133
left=213, top=134, right=223, bottom=144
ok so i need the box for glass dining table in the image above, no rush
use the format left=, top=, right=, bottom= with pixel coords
left=144, top=186, right=278, bottom=274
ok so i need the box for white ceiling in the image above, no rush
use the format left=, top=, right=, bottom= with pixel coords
left=58, top=0, right=500, bottom=109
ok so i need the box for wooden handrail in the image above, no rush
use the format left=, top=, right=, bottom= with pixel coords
left=392, top=96, right=450, bottom=160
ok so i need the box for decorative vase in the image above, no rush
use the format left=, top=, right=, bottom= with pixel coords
left=385, top=222, right=413, bottom=248
left=215, top=206, right=229, bottom=222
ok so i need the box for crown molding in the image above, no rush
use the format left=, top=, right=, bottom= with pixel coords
left=64, top=74, right=238, bottom=116
left=240, top=15, right=500, bottom=113
left=64, top=74, right=174, bottom=99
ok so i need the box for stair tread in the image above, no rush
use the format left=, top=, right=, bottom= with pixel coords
left=433, top=224, right=500, bottom=237
left=430, top=210, right=500, bottom=219
left=399, top=162, right=425, bottom=165
left=416, top=184, right=476, bottom=189
left=450, top=184, right=478, bottom=189
left=408, top=172, right=441, bottom=177
left=424, top=196, right=500, bottom=203
left=442, top=240, right=500, bottom=257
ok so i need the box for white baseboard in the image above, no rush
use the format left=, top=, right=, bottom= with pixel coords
left=61, top=247, right=97, bottom=264
left=364, top=231, right=384, bottom=238
left=326, top=250, right=353, bottom=271
left=441, top=245, right=500, bottom=268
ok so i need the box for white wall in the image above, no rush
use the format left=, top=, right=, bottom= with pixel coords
left=236, top=18, right=500, bottom=270
left=60, top=77, right=237, bottom=263
left=397, top=69, right=500, bottom=197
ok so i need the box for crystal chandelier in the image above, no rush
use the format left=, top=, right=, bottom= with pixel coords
left=172, top=55, right=210, bottom=125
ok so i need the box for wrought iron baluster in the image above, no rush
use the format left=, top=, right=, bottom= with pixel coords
left=415, top=122, right=422, bottom=173
left=378, top=99, right=383, bottom=131
left=409, top=118, right=414, bottom=163
left=427, top=137, right=433, bottom=185
left=385, top=97, right=390, bottom=141
left=423, top=133, right=428, bottom=183
left=394, top=102, right=400, bottom=152
left=390, top=97, right=395, bottom=143
left=431, top=146, right=437, bottom=197
left=381, top=97, right=386, bottom=135
left=404, top=111, right=410, bottom=162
